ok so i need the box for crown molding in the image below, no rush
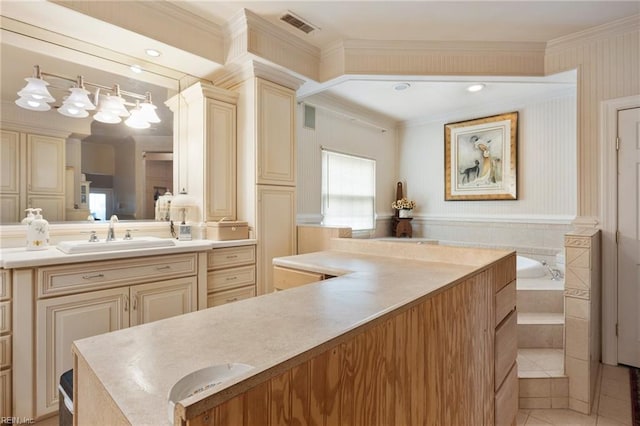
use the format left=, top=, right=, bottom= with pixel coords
left=213, top=59, right=305, bottom=91
left=178, top=81, right=239, bottom=106
left=243, top=9, right=320, bottom=58
left=546, top=13, right=640, bottom=53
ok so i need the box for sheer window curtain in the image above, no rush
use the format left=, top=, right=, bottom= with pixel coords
left=321, top=149, right=376, bottom=231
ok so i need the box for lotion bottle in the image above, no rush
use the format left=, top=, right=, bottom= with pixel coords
left=21, top=208, right=35, bottom=225
left=27, top=208, right=50, bottom=251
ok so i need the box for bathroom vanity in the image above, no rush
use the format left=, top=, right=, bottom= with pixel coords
left=0, top=238, right=256, bottom=420
left=71, top=239, right=517, bottom=425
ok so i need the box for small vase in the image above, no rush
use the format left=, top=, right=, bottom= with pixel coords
left=399, top=208, right=413, bottom=218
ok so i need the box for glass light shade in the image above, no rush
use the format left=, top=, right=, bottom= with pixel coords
left=106, top=95, right=130, bottom=117
left=17, top=78, right=55, bottom=103
left=139, top=102, right=161, bottom=123
left=64, top=88, right=96, bottom=110
left=15, top=96, right=51, bottom=111
left=125, top=108, right=150, bottom=129
left=170, top=193, right=198, bottom=223
left=93, top=110, right=121, bottom=124
left=58, top=103, right=89, bottom=118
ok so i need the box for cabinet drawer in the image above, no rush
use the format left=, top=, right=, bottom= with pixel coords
left=495, top=362, right=518, bottom=426
left=0, top=302, right=9, bottom=334
left=495, top=280, right=516, bottom=327
left=0, top=270, right=10, bottom=301
left=207, top=285, right=256, bottom=307
left=0, top=368, right=10, bottom=417
left=208, top=265, right=255, bottom=292
left=208, top=246, right=255, bottom=270
left=0, top=335, right=10, bottom=369
left=273, top=266, right=323, bottom=291
left=495, top=310, right=517, bottom=390
left=38, top=253, right=198, bottom=297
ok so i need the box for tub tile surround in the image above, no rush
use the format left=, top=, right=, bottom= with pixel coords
left=563, top=229, right=602, bottom=415
left=411, top=217, right=572, bottom=265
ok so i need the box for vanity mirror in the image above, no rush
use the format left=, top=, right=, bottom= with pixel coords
left=0, top=25, right=180, bottom=224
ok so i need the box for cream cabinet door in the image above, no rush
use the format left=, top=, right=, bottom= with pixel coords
left=26, top=134, right=65, bottom=194
left=129, top=276, right=197, bottom=327
left=26, top=194, right=65, bottom=221
left=256, top=79, right=295, bottom=185
left=0, top=369, right=10, bottom=418
left=206, top=98, right=236, bottom=221
left=257, top=186, right=296, bottom=294
left=1, top=130, right=20, bottom=194
left=36, top=287, right=129, bottom=416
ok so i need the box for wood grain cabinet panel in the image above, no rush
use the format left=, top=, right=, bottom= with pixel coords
left=495, top=280, right=516, bottom=326
left=495, top=363, right=518, bottom=426
left=495, top=310, right=518, bottom=391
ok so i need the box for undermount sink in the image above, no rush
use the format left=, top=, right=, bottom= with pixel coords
left=56, top=236, right=176, bottom=254
left=168, top=363, right=254, bottom=422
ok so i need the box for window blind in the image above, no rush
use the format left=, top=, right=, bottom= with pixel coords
left=321, top=149, right=376, bottom=231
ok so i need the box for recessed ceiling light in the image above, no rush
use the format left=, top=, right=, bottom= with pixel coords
left=394, top=83, right=411, bottom=91
left=145, top=48, right=161, bottom=58
left=467, top=83, right=485, bottom=92
left=130, top=65, right=143, bottom=74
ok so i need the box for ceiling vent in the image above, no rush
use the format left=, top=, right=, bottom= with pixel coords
left=280, top=11, right=319, bottom=34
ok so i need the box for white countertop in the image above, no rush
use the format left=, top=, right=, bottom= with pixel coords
left=72, top=239, right=511, bottom=425
left=0, top=238, right=256, bottom=268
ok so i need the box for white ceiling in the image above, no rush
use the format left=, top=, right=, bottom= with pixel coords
left=172, top=0, right=633, bottom=123
left=3, top=1, right=637, bottom=124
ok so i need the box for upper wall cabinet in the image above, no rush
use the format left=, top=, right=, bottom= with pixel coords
left=256, top=78, right=296, bottom=186
left=168, top=83, right=238, bottom=222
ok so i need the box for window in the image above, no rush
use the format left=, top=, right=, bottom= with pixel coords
left=321, top=149, right=376, bottom=231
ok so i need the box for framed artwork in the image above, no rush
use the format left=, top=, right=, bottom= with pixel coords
left=444, top=111, right=518, bottom=201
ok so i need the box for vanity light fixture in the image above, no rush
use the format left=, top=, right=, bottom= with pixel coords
left=467, top=83, right=486, bottom=92
left=15, top=65, right=161, bottom=129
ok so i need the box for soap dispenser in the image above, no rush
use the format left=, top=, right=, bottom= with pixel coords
left=21, top=208, right=35, bottom=225
left=27, top=208, right=50, bottom=251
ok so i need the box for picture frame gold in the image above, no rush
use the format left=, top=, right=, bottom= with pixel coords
left=444, top=111, right=518, bottom=201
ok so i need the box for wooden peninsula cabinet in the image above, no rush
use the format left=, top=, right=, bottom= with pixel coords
left=72, top=240, right=518, bottom=426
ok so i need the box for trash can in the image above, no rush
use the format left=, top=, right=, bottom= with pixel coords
left=59, top=369, right=73, bottom=426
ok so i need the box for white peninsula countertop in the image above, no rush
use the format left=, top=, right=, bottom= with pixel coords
left=72, top=238, right=514, bottom=425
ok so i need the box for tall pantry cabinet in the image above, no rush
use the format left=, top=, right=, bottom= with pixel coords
left=232, top=66, right=302, bottom=294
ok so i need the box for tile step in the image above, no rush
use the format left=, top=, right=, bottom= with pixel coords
left=518, top=312, right=564, bottom=325
left=517, top=348, right=565, bottom=378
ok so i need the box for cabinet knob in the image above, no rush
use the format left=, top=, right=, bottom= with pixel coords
left=226, top=297, right=239, bottom=302
left=156, top=265, right=171, bottom=270
left=124, top=295, right=129, bottom=312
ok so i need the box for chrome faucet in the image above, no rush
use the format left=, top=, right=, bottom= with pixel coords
left=542, top=261, right=563, bottom=281
left=106, top=215, right=118, bottom=241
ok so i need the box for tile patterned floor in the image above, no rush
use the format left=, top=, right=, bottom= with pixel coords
left=518, top=364, right=634, bottom=426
